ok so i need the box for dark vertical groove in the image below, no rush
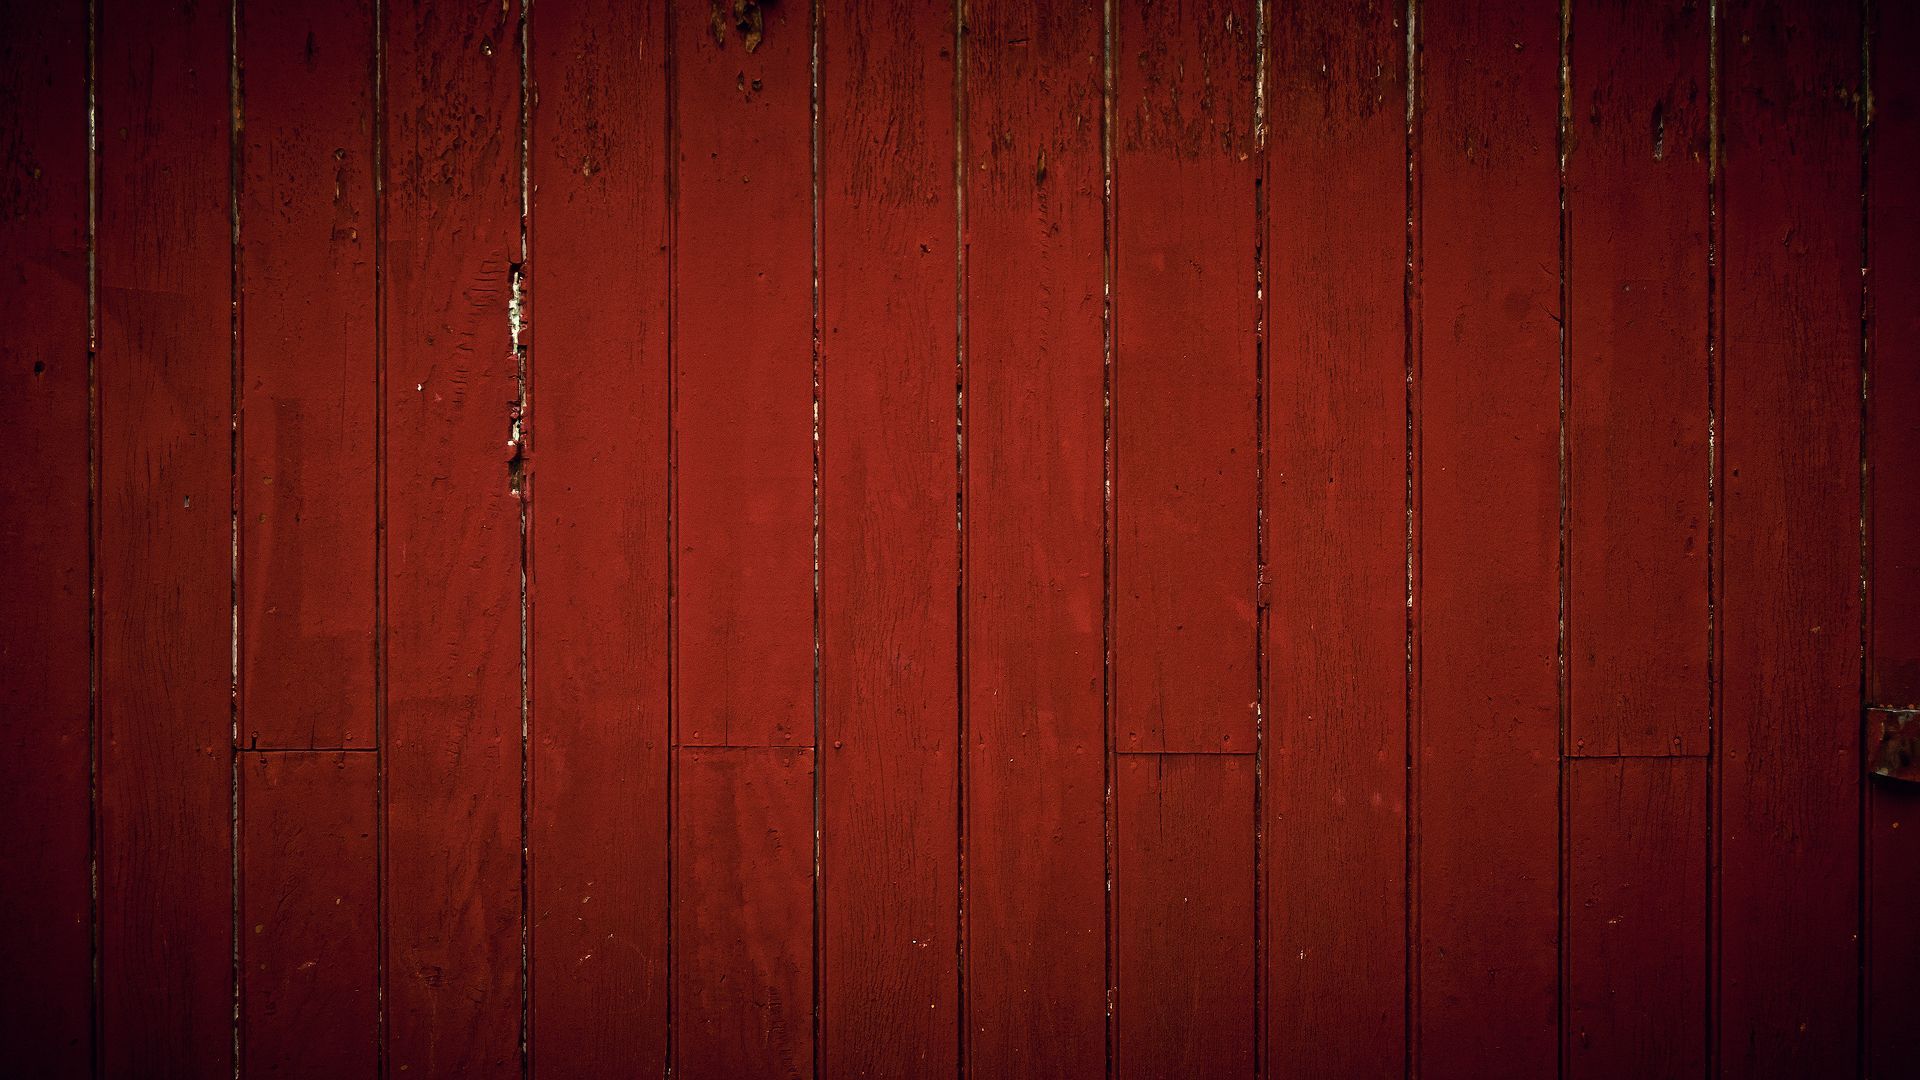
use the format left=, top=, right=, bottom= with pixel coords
left=1100, top=0, right=1118, bottom=1074
left=952, top=0, right=970, bottom=1073
left=1856, top=0, right=1874, bottom=1069
left=1251, top=0, right=1268, bottom=1072
left=1704, top=0, right=1722, bottom=1071
left=515, top=2, right=534, bottom=1075
left=1554, top=2, right=1573, bottom=1077
left=372, top=0, right=390, bottom=1067
left=808, top=0, right=824, bottom=1073
left=227, top=0, right=244, bottom=1069
left=1403, top=0, right=1423, bottom=1075
left=663, top=0, right=680, bottom=1071
left=86, top=0, right=102, bottom=1071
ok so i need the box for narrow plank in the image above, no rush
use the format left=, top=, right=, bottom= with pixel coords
left=237, top=0, right=378, bottom=749
left=1416, top=0, right=1563, bottom=1073
left=675, top=0, right=814, bottom=749
left=675, top=748, right=816, bottom=1078
left=526, top=0, right=671, bottom=1073
left=1565, top=758, right=1707, bottom=1077
left=1718, top=0, right=1863, bottom=1074
left=1869, top=1, right=1920, bottom=1072
left=240, top=752, right=378, bottom=1076
left=962, top=2, right=1106, bottom=1075
left=382, top=0, right=524, bottom=1073
left=1263, top=2, right=1408, bottom=1074
left=0, top=0, right=91, bottom=1068
left=1113, top=0, right=1258, bottom=755
left=1115, top=754, right=1256, bottom=1077
left=96, top=0, right=235, bottom=1070
left=1565, top=0, right=1710, bottom=757
left=819, top=0, right=960, bottom=1072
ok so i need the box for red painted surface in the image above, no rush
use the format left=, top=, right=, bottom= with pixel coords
left=3, top=0, right=1915, bottom=1076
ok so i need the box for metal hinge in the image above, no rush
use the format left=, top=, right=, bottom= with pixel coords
left=1869, top=705, right=1920, bottom=784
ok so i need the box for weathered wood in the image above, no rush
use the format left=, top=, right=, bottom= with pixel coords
left=96, top=0, right=236, bottom=1069
left=240, top=752, right=379, bottom=1077
left=1263, top=2, right=1409, bottom=1074
left=526, top=0, right=671, bottom=1073
left=0, top=0, right=91, bottom=1068
left=820, top=0, right=961, bottom=1072
left=382, top=0, right=525, bottom=1072
left=962, top=1, right=1106, bottom=1075
left=237, top=0, right=378, bottom=750
left=1417, top=0, right=1563, bottom=1073
left=1718, top=0, right=1864, bottom=1073
left=1565, top=0, right=1711, bottom=757
left=676, top=747, right=815, bottom=1078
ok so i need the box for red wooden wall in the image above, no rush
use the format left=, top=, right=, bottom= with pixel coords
left=0, top=0, right=1914, bottom=1076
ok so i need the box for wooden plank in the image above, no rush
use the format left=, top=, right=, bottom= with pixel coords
left=1115, top=754, right=1255, bottom=1077
left=240, top=752, right=379, bottom=1076
left=1869, top=1, right=1920, bottom=1072
left=0, top=0, right=91, bottom=1069
left=525, top=0, right=671, bottom=1073
left=1717, top=0, right=1863, bottom=1074
left=1113, top=0, right=1258, bottom=755
left=382, top=0, right=524, bottom=1073
left=962, top=2, right=1105, bottom=1075
left=819, top=0, right=959, bottom=1073
left=1263, top=2, right=1408, bottom=1074
left=1565, top=0, right=1711, bottom=757
left=236, top=0, right=378, bottom=750
left=95, top=0, right=235, bottom=1070
left=1565, top=758, right=1707, bottom=1077
left=675, top=748, right=815, bottom=1078
left=1416, top=0, right=1563, bottom=1074
left=674, top=0, right=814, bottom=749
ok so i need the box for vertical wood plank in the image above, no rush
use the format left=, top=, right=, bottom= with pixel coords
left=1113, top=0, right=1258, bottom=756
left=820, top=0, right=960, bottom=1073
left=96, top=0, right=235, bottom=1069
left=1718, top=0, right=1863, bottom=1074
left=1263, top=2, right=1409, bottom=1075
left=1869, top=1, right=1920, bottom=1073
left=237, top=0, right=378, bottom=750
left=675, top=0, right=815, bottom=750
left=1565, top=0, right=1711, bottom=757
left=526, top=0, right=670, bottom=1073
left=962, top=1, right=1106, bottom=1075
left=240, top=752, right=379, bottom=1077
left=1116, top=754, right=1256, bottom=1077
left=1416, top=0, right=1563, bottom=1074
left=0, top=0, right=91, bottom=1068
left=676, top=748, right=816, bottom=1078
left=1565, top=758, right=1707, bottom=1077
left=382, top=0, right=524, bottom=1073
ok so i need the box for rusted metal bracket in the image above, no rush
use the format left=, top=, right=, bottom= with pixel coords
left=1869, top=706, right=1920, bottom=784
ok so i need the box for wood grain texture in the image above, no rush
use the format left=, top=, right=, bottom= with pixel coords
left=1263, top=3, right=1409, bottom=1074
left=1869, top=2, right=1920, bottom=1072
left=526, top=0, right=671, bottom=1073
left=0, top=0, right=91, bottom=1069
left=1116, top=754, right=1255, bottom=1078
left=96, top=0, right=236, bottom=1070
left=237, top=0, right=378, bottom=750
left=820, top=0, right=961, bottom=1072
left=676, top=748, right=815, bottom=1079
left=1717, top=0, right=1863, bottom=1074
left=382, top=0, right=525, bottom=1073
left=675, top=0, right=814, bottom=749
left=1565, top=0, right=1711, bottom=757
left=1416, top=0, right=1563, bottom=1074
left=240, top=752, right=378, bottom=1077
left=1565, top=758, right=1706, bottom=1078
left=962, top=2, right=1106, bottom=1075
left=1113, top=0, right=1258, bottom=755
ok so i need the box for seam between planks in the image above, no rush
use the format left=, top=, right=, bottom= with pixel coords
left=1403, top=0, right=1424, bottom=1074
